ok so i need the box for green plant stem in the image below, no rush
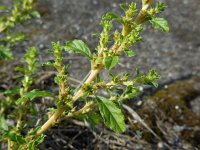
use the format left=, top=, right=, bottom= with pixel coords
left=135, top=3, right=150, bottom=24
left=16, top=87, right=29, bottom=132
left=0, top=26, right=5, bottom=33
left=122, top=25, right=130, bottom=37
left=36, top=68, right=101, bottom=136
left=8, top=139, right=11, bottom=150
left=16, top=108, right=24, bottom=133
left=0, top=107, right=5, bottom=115
left=62, top=101, right=95, bottom=121
left=16, top=113, right=23, bottom=132
left=7, top=139, right=15, bottom=150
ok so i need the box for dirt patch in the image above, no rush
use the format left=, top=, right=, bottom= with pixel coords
left=131, top=77, right=200, bottom=149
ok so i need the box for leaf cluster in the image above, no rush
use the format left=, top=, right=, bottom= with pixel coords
left=0, top=47, right=49, bottom=149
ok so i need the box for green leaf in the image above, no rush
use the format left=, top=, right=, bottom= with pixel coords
left=0, top=130, right=26, bottom=144
left=64, top=40, right=92, bottom=59
left=2, top=88, right=20, bottom=96
left=120, top=3, right=129, bottom=12
left=28, top=126, right=42, bottom=135
left=120, top=86, right=141, bottom=102
left=77, top=113, right=101, bottom=128
left=16, top=97, right=27, bottom=105
left=86, top=113, right=101, bottom=126
left=0, top=116, right=8, bottom=130
left=101, top=12, right=119, bottom=26
left=16, top=90, right=54, bottom=105
left=42, top=61, right=54, bottom=67
left=150, top=17, right=169, bottom=32
left=24, top=90, right=54, bottom=100
left=28, top=142, right=35, bottom=150
left=34, top=134, right=46, bottom=145
left=147, top=69, right=160, bottom=87
left=0, top=6, right=6, bottom=11
left=104, top=56, right=119, bottom=70
left=104, top=12, right=119, bottom=20
left=156, top=2, right=167, bottom=12
left=135, top=69, right=160, bottom=87
left=0, top=45, right=13, bottom=60
left=97, top=96, right=126, bottom=133
left=124, top=50, right=136, bottom=57
left=15, top=67, right=26, bottom=73
left=31, top=11, right=41, bottom=18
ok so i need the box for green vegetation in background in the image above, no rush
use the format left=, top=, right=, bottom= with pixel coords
left=0, top=0, right=40, bottom=60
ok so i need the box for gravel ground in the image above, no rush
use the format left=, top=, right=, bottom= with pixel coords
left=19, top=0, right=200, bottom=84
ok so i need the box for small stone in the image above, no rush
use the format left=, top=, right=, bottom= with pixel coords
left=139, top=86, right=144, bottom=91
left=6, top=119, right=14, bottom=126
left=111, top=3, right=117, bottom=8
left=157, top=142, right=164, bottom=148
left=136, top=100, right=143, bottom=106
left=164, top=85, right=168, bottom=89
left=173, top=125, right=185, bottom=132
left=175, top=105, right=179, bottom=110
left=39, top=44, right=44, bottom=49
left=92, top=0, right=98, bottom=5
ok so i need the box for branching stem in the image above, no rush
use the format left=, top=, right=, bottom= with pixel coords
left=36, top=9, right=146, bottom=135
left=36, top=68, right=102, bottom=136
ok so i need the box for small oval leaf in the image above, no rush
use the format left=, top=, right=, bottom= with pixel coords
left=150, top=17, right=169, bottom=32
left=104, top=56, right=119, bottom=70
left=24, top=90, right=54, bottom=100
left=16, top=90, right=54, bottom=105
left=64, top=40, right=92, bottom=59
left=124, top=50, right=136, bottom=57
left=0, top=116, right=8, bottom=130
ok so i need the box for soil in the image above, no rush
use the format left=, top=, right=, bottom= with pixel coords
left=0, top=0, right=200, bottom=149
